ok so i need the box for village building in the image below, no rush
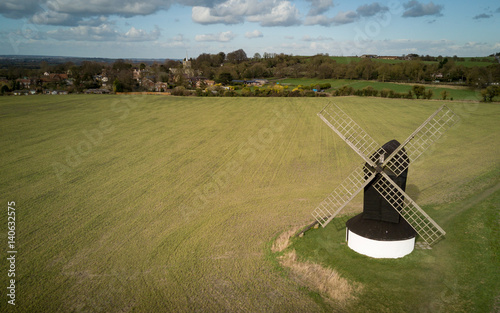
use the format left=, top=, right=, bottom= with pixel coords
left=155, top=82, right=169, bottom=92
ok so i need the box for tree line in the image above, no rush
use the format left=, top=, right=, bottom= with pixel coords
left=1, top=50, right=499, bottom=101
left=197, top=50, right=500, bottom=87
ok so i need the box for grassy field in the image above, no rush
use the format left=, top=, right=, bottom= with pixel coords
left=1, top=95, right=499, bottom=312
left=276, top=78, right=481, bottom=101
left=327, top=56, right=498, bottom=67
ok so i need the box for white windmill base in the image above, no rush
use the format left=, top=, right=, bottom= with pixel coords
left=345, top=214, right=416, bottom=259
left=346, top=229, right=415, bottom=258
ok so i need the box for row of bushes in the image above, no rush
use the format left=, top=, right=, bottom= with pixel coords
left=172, top=84, right=431, bottom=99
left=191, top=85, right=328, bottom=97
left=332, top=85, right=434, bottom=99
left=172, top=84, right=500, bottom=101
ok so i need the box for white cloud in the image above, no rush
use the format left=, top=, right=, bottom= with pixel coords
left=195, top=31, right=236, bottom=42
left=30, top=10, right=74, bottom=26
left=304, top=14, right=334, bottom=26
left=305, top=2, right=391, bottom=26
left=248, top=1, right=300, bottom=26
left=0, top=0, right=218, bottom=24
left=192, top=6, right=243, bottom=24
left=331, top=10, right=359, bottom=25
left=356, top=2, right=389, bottom=17
left=46, top=24, right=160, bottom=41
left=46, top=0, right=174, bottom=16
left=0, top=0, right=41, bottom=19
left=245, top=30, right=263, bottom=38
left=305, top=0, right=334, bottom=16
left=302, top=35, right=333, bottom=41
left=473, top=13, right=492, bottom=20
left=192, top=0, right=300, bottom=27
left=402, top=1, right=443, bottom=18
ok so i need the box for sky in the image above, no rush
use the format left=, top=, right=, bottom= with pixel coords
left=0, top=0, right=499, bottom=59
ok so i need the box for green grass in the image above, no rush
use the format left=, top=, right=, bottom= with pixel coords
left=329, top=57, right=362, bottom=64
left=456, top=57, right=498, bottom=67
left=326, top=56, right=498, bottom=67
left=289, top=170, right=500, bottom=312
left=0, top=95, right=499, bottom=312
left=276, top=78, right=481, bottom=100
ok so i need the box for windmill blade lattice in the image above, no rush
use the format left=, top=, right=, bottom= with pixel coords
left=384, top=105, right=459, bottom=176
left=311, top=103, right=458, bottom=246
left=312, top=165, right=377, bottom=227
left=318, top=103, right=385, bottom=167
left=373, top=172, right=446, bottom=245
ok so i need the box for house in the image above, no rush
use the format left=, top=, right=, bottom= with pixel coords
left=133, top=69, right=142, bottom=81
left=191, top=77, right=215, bottom=88
left=141, top=78, right=155, bottom=91
left=16, top=78, right=31, bottom=88
left=155, top=82, right=169, bottom=92
left=45, top=90, right=68, bottom=95
left=85, top=89, right=110, bottom=94
left=94, top=74, right=109, bottom=86
left=379, top=56, right=399, bottom=60
left=361, top=54, right=377, bottom=59
left=41, top=73, right=69, bottom=84
left=13, top=90, right=29, bottom=96
left=248, top=79, right=268, bottom=87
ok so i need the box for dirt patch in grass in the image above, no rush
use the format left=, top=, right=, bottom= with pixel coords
left=280, top=250, right=362, bottom=306
left=271, top=226, right=301, bottom=253
left=272, top=227, right=361, bottom=306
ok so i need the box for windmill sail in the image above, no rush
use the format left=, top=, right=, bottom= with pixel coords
left=318, top=103, right=385, bottom=167
left=312, top=103, right=457, bottom=241
left=373, top=172, right=446, bottom=245
left=312, top=164, right=377, bottom=227
left=313, top=103, right=385, bottom=227
left=383, top=104, right=459, bottom=176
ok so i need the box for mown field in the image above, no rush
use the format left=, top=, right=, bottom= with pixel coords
left=1, top=95, right=499, bottom=312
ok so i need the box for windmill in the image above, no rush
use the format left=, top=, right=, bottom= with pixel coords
left=311, top=103, right=459, bottom=258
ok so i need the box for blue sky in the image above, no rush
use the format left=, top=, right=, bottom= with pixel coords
left=0, top=0, right=499, bottom=59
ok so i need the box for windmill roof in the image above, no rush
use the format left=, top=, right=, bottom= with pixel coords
left=346, top=213, right=416, bottom=241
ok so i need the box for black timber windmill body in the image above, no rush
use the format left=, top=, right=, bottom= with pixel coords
left=311, top=103, right=459, bottom=248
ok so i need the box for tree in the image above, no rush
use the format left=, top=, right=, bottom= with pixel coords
left=112, top=59, right=132, bottom=72
left=481, top=85, right=499, bottom=102
left=253, top=53, right=262, bottom=60
left=440, top=90, right=448, bottom=100
left=412, top=85, right=426, bottom=99
left=216, top=72, right=233, bottom=85
left=1, top=85, right=10, bottom=95
left=113, top=78, right=124, bottom=92
left=215, top=52, right=226, bottom=65
left=226, top=49, right=247, bottom=64
left=317, top=63, right=334, bottom=79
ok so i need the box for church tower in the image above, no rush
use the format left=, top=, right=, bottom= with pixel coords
left=183, top=52, right=191, bottom=69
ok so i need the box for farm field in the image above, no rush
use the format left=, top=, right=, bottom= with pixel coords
left=1, top=95, right=499, bottom=312
left=328, top=56, right=498, bottom=67
left=276, top=78, right=482, bottom=101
